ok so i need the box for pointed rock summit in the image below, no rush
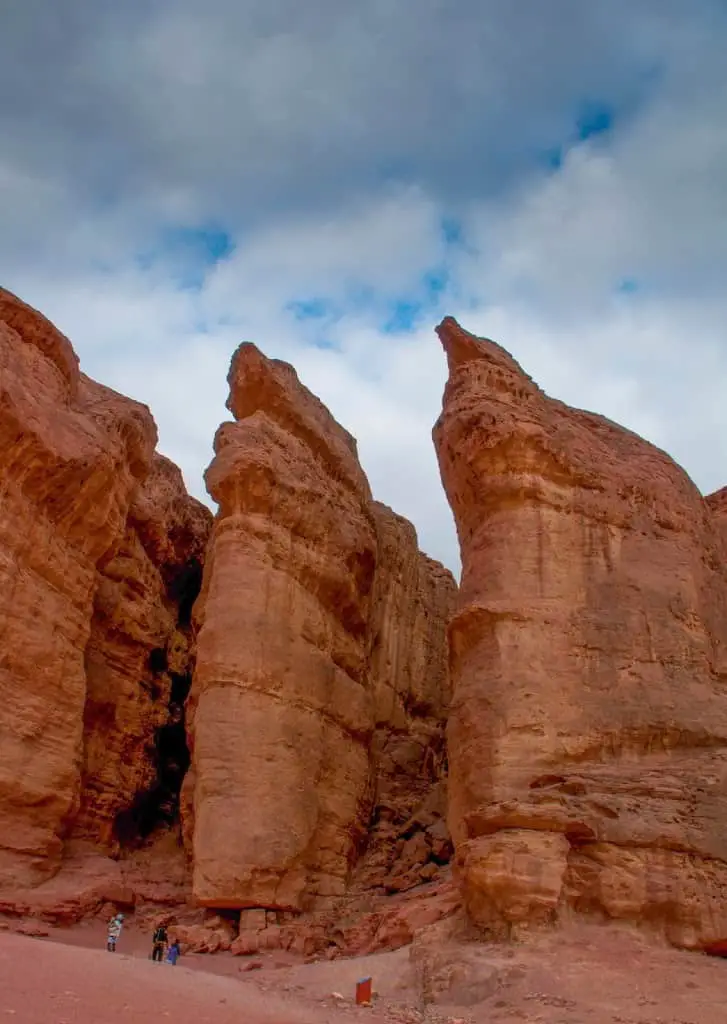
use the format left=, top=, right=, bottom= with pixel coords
left=188, top=340, right=456, bottom=913
left=7, top=291, right=727, bottom=959
left=433, top=317, right=727, bottom=949
left=436, top=316, right=532, bottom=378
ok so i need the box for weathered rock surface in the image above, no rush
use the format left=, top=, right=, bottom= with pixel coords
left=0, top=290, right=453, bottom=937
left=0, top=289, right=157, bottom=888
left=74, top=454, right=211, bottom=849
left=189, top=343, right=379, bottom=910
left=707, top=487, right=727, bottom=542
left=352, top=503, right=456, bottom=895
left=0, top=846, right=135, bottom=925
left=188, top=344, right=456, bottom=913
left=327, top=875, right=461, bottom=959
left=0, top=288, right=211, bottom=893
left=433, top=316, right=727, bottom=948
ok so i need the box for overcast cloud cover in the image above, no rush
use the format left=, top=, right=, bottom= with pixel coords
left=2, top=1, right=726, bottom=574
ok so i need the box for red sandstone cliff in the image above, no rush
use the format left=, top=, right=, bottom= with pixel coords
left=0, top=294, right=454, bottom=945
left=74, top=454, right=211, bottom=850
left=0, top=289, right=211, bottom=893
left=188, top=342, right=379, bottom=911
left=433, top=316, right=727, bottom=949
left=354, top=502, right=456, bottom=895
left=7, top=292, right=727, bottom=962
left=188, top=344, right=456, bottom=917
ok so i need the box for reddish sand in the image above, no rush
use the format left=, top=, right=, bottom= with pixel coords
left=2, top=920, right=727, bottom=1023
left=0, top=930, right=394, bottom=1024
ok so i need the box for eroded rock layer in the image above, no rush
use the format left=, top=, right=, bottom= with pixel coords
left=74, top=454, right=212, bottom=850
left=0, top=290, right=454, bottom=933
left=188, top=345, right=456, bottom=913
left=433, top=316, right=727, bottom=949
left=189, top=344, right=379, bottom=911
left=0, top=289, right=211, bottom=891
left=0, top=289, right=157, bottom=888
left=355, top=502, right=456, bottom=894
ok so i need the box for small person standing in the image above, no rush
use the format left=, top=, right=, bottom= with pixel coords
left=165, top=939, right=181, bottom=966
left=151, top=923, right=168, bottom=962
left=107, top=913, right=124, bottom=953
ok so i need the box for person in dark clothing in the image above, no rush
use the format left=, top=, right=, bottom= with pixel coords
left=151, top=923, right=168, bottom=962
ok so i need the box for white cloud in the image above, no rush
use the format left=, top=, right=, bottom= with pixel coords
left=2, top=2, right=727, bottom=578
left=203, top=186, right=445, bottom=311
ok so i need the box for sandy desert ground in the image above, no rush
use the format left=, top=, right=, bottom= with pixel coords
left=2, top=919, right=726, bottom=1024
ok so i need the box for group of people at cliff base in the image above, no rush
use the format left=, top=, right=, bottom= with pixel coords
left=151, top=923, right=180, bottom=965
left=106, top=913, right=180, bottom=965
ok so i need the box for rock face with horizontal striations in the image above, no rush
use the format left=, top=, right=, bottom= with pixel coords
left=433, top=315, right=727, bottom=949
left=0, top=292, right=455, bottom=937
left=0, top=288, right=158, bottom=888
left=356, top=502, right=456, bottom=894
left=0, top=289, right=212, bottom=893
left=74, top=454, right=212, bottom=850
left=707, top=487, right=727, bottom=540
left=189, top=343, right=380, bottom=911
left=188, top=344, right=457, bottom=914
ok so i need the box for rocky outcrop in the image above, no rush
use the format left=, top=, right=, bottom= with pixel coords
left=74, top=454, right=211, bottom=850
left=354, top=503, right=456, bottom=894
left=0, top=289, right=453, bottom=937
left=707, top=487, right=727, bottom=541
left=188, top=344, right=456, bottom=914
left=0, top=288, right=211, bottom=893
left=188, top=343, right=379, bottom=911
left=433, top=316, right=727, bottom=949
left=0, top=288, right=157, bottom=888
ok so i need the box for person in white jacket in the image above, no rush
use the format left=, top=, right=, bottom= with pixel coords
left=106, top=913, right=124, bottom=952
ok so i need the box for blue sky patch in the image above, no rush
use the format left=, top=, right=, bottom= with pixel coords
left=543, top=147, right=564, bottom=170
left=286, top=297, right=333, bottom=321
left=381, top=263, right=452, bottom=334
left=161, top=224, right=235, bottom=266
left=538, top=98, right=622, bottom=172
left=383, top=300, right=422, bottom=333
left=310, top=336, right=339, bottom=350
left=134, top=223, right=235, bottom=290
left=441, top=217, right=464, bottom=246
left=576, top=101, right=614, bottom=141
left=423, top=267, right=449, bottom=300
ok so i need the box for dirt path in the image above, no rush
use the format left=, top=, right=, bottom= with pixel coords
left=3, top=920, right=727, bottom=1023
left=0, top=931, right=392, bottom=1024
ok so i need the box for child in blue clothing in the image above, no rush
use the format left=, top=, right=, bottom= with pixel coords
left=165, top=940, right=181, bottom=966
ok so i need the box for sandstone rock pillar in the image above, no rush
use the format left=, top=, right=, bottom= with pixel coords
left=433, top=316, right=727, bottom=948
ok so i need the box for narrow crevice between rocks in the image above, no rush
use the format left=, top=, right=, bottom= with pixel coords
left=168, top=558, right=204, bottom=628
left=113, top=670, right=193, bottom=848
left=113, top=558, right=203, bottom=850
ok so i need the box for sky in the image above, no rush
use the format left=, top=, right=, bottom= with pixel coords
left=2, top=1, right=726, bottom=575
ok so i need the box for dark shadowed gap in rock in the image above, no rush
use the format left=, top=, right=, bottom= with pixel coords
left=215, top=908, right=241, bottom=933
left=113, top=558, right=204, bottom=848
left=169, top=671, right=191, bottom=707
left=149, top=647, right=168, bottom=674
left=114, top=672, right=195, bottom=849
left=168, top=558, right=204, bottom=627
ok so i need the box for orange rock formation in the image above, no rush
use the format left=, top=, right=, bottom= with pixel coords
left=74, top=454, right=211, bottom=849
left=188, top=344, right=455, bottom=912
left=357, top=503, right=455, bottom=895
left=189, top=343, right=379, bottom=910
left=0, top=289, right=211, bottom=892
left=8, top=289, right=727, bottom=961
left=433, top=316, right=727, bottom=949
left=0, top=293, right=454, bottom=943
